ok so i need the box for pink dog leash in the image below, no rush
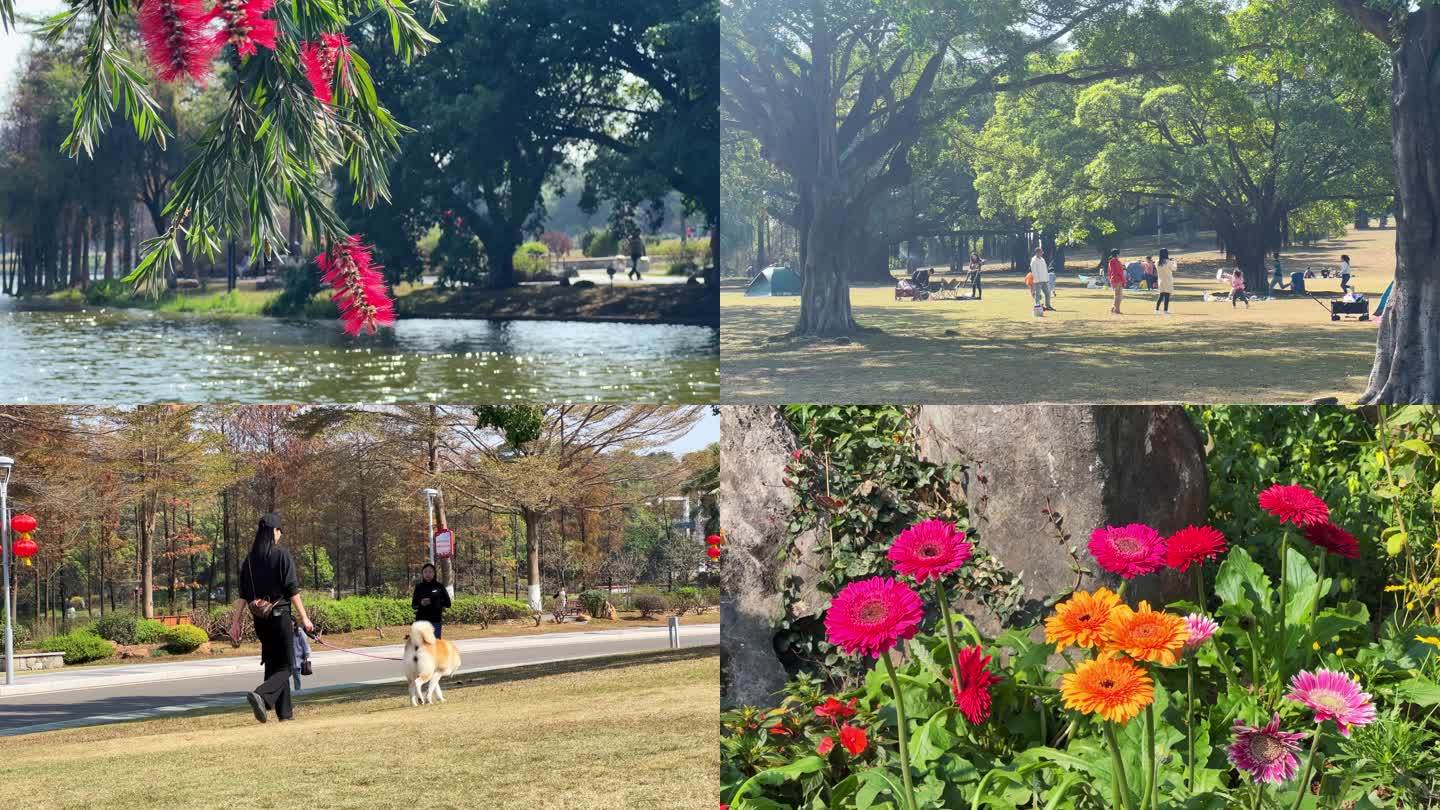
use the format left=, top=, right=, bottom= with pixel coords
left=307, top=630, right=406, bottom=662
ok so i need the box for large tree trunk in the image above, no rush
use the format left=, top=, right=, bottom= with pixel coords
left=486, top=233, right=521, bottom=289
left=1361, top=9, right=1440, bottom=402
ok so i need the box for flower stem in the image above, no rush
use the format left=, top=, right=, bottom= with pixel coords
left=1288, top=726, right=1323, bottom=810
left=1145, top=704, right=1158, bottom=810
left=1187, top=656, right=1197, bottom=794
left=1279, top=531, right=1289, bottom=645
left=935, top=579, right=964, bottom=701
left=1103, top=722, right=1136, bottom=810
left=1252, top=782, right=1264, bottom=810
left=1308, top=552, right=1326, bottom=667
left=881, top=653, right=918, bottom=810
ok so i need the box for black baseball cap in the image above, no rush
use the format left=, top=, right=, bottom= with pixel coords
left=261, top=512, right=282, bottom=529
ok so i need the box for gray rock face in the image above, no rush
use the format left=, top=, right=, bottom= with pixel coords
left=914, top=405, right=1208, bottom=611
left=719, top=406, right=822, bottom=709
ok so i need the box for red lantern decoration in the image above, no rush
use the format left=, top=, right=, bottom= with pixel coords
left=705, top=533, right=723, bottom=546
left=10, top=513, right=36, bottom=534
left=12, top=534, right=38, bottom=567
left=706, top=546, right=721, bottom=560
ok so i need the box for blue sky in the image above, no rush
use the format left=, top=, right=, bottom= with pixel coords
left=1, top=0, right=60, bottom=103
left=665, top=408, right=718, bottom=455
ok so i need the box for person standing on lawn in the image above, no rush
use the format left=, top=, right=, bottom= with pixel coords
left=1154, top=249, right=1176, bottom=316
left=1339, top=254, right=1352, bottom=294
left=1029, top=247, right=1052, bottom=313
left=232, top=512, right=314, bottom=723
left=1106, top=250, right=1126, bottom=314
left=413, top=563, right=451, bottom=638
left=968, top=252, right=983, bottom=300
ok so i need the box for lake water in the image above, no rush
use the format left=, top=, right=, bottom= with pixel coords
left=0, top=300, right=719, bottom=403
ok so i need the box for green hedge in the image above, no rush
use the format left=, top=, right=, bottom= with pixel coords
left=633, top=593, right=669, bottom=618
left=39, top=631, right=115, bottom=664
left=92, top=612, right=140, bottom=645
left=307, top=595, right=530, bottom=634
left=163, top=624, right=209, bottom=653
left=135, top=618, right=168, bottom=644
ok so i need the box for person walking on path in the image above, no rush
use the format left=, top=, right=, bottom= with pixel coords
left=1029, top=247, right=1052, bottom=313
left=232, top=512, right=314, bottom=723
left=1106, top=250, right=1126, bottom=314
left=968, top=252, right=983, bottom=300
left=628, top=234, right=645, bottom=281
left=1153, top=249, right=1176, bottom=315
left=412, top=563, right=452, bottom=638
left=1339, top=254, right=1352, bottom=294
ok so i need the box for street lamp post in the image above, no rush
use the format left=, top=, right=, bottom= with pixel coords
left=421, top=488, right=440, bottom=566
left=1, top=455, right=15, bottom=686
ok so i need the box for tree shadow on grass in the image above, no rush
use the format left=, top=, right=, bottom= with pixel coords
left=723, top=301, right=1374, bottom=403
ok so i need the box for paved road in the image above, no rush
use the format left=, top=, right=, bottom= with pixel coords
left=0, top=624, right=718, bottom=736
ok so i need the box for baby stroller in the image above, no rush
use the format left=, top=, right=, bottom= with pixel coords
left=895, top=269, right=932, bottom=301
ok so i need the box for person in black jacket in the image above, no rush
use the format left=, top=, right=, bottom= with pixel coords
left=231, top=512, right=314, bottom=723
left=412, top=563, right=451, bottom=638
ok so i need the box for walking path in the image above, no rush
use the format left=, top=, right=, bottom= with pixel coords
left=0, top=623, right=719, bottom=735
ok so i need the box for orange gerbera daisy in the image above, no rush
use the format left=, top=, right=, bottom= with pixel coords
left=1044, top=587, right=1121, bottom=650
left=1102, top=601, right=1188, bottom=665
left=1060, top=655, right=1155, bottom=724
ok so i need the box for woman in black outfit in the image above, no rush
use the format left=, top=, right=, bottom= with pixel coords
left=412, top=563, right=451, bottom=638
left=231, top=512, right=314, bottom=723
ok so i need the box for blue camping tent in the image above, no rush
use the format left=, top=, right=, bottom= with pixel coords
left=745, top=265, right=802, bottom=296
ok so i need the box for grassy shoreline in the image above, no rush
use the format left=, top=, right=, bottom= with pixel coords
left=31, top=280, right=718, bottom=327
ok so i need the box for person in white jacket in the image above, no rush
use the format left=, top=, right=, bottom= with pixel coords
left=1029, top=247, right=1052, bottom=311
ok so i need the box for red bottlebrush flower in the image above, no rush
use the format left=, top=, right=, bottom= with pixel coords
left=1258, top=484, right=1330, bottom=527
left=316, top=236, right=395, bottom=336
left=139, top=0, right=222, bottom=83
left=209, top=0, right=278, bottom=58
left=951, top=645, right=1001, bottom=724
left=839, top=724, right=868, bottom=755
left=816, top=736, right=834, bottom=755
left=1303, top=522, right=1360, bottom=559
left=814, top=697, right=857, bottom=722
left=300, top=33, right=351, bottom=104
left=1164, top=525, right=1228, bottom=572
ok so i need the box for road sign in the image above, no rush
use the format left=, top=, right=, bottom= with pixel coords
left=434, top=529, right=454, bottom=559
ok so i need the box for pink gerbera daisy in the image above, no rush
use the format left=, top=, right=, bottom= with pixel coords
left=1258, top=484, right=1330, bottom=527
left=1088, top=524, right=1166, bottom=579
left=951, top=644, right=1002, bottom=724
left=1164, top=525, right=1228, bottom=572
left=1228, top=713, right=1307, bottom=784
left=823, top=577, right=924, bottom=658
left=887, top=518, right=972, bottom=582
left=1302, top=522, right=1360, bottom=559
left=1286, top=669, right=1376, bottom=736
left=1183, top=613, right=1219, bottom=649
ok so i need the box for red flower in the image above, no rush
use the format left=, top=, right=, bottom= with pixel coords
left=706, top=546, right=721, bottom=559
left=209, top=0, right=278, bottom=57
left=951, top=645, right=1002, bottom=724
left=316, top=235, right=395, bottom=336
left=1258, top=484, right=1330, bottom=527
left=814, top=697, right=857, bottom=722
left=300, top=33, right=351, bottom=104
left=816, top=736, right=834, bottom=755
left=767, top=723, right=789, bottom=736
left=1303, top=522, right=1360, bottom=559
left=139, top=0, right=222, bottom=83
left=839, top=724, right=868, bottom=755
left=1164, top=525, right=1228, bottom=572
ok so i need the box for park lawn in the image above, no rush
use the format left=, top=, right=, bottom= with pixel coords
left=0, top=649, right=719, bottom=810
left=15, top=610, right=718, bottom=671
left=723, top=227, right=1391, bottom=403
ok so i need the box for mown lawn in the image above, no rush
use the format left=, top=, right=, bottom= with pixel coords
left=723, top=227, right=1390, bottom=403
left=0, top=649, right=720, bottom=809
